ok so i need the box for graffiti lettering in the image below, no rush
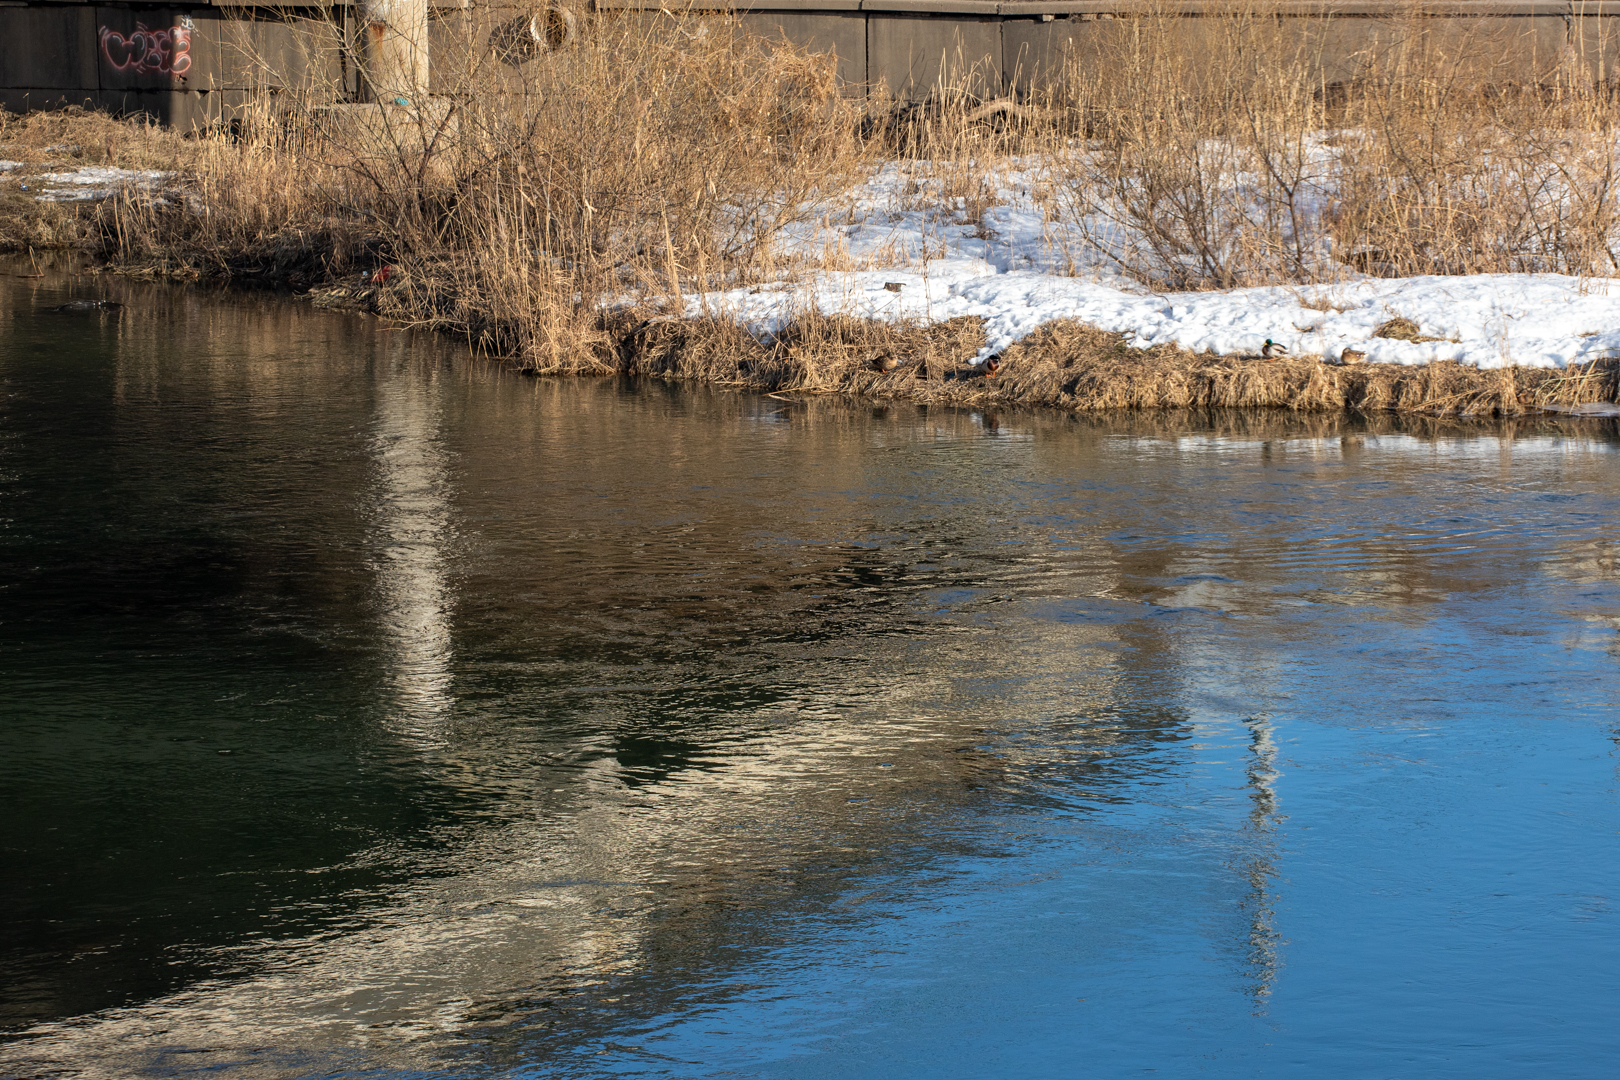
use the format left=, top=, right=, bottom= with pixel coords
left=99, top=23, right=192, bottom=78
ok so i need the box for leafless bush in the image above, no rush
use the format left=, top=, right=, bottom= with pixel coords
left=1047, top=4, right=1620, bottom=288
left=96, top=7, right=867, bottom=366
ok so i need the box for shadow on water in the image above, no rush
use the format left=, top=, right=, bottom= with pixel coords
left=2, top=261, right=1618, bottom=1077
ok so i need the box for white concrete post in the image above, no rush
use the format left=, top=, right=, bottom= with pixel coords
left=359, top=0, right=429, bottom=104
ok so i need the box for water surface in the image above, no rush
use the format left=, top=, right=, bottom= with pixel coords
left=2, top=268, right=1617, bottom=1078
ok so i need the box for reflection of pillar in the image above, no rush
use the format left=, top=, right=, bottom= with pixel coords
left=1240, top=714, right=1283, bottom=1009
left=371, top=354, right=453, bottom=741
left=359, top=0, right=429, bottom=103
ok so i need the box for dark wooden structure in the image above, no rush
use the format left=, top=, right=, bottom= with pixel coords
left=2, top=1, right=1615, bottom=128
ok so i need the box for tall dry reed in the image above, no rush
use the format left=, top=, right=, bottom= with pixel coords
left=1043, top=4, right=1620, bottom=288
left=99, top=7, right=867, bottom=365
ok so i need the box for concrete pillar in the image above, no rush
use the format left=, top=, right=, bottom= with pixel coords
left=359, top=0, right=429, bottom=103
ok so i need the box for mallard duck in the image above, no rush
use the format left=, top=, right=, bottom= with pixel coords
left=1261, top=339, right=1287, bottom=359
left=983, top=356, right=1002, bottom=377
left=1340, top=348, right=1366, bottom=365
left=873, top=355, right=904, bottom=373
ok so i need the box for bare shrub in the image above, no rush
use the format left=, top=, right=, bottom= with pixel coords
left=1328, top=80, right=1620, bottom=277
left=1048, top=4, right=1620, bottom=288
left=95, top=7, right=868, bottom=367
left=1051, top=7, right=1336, bottom=289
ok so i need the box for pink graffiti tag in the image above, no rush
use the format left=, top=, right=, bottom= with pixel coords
left=99, top=23, right=192, bottom=78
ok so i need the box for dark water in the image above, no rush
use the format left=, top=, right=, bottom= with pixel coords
left=2, top=267, right=1618, bottom=1079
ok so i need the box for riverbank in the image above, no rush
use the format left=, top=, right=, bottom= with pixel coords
left=491, top=308, right=1618, bottom=417
left=5, top=11, right=1620, bottom=418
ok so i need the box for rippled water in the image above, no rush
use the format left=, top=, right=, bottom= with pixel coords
left=2, top=268, right=1618, bottom=1079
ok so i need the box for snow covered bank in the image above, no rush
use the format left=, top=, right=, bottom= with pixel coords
left=707, top=267, right=1620, bottom=372
left=698, top=161, right=1620, bottom=372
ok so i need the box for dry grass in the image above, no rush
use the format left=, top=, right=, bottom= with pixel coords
left=992, top=321, right=1620, bottom=416
left=90, top=9, right=869, bottom=357
left=0, top=106, right=189, bottom=171
left=614, top=308, right=987, bottom=390
left=519, top=310, right=1619, bottom=419
left=0, top=106, right=198, bottom=250
left=2, top=5, right=1619, bottom=419
left=1049, top=6, right=1620, bottom=287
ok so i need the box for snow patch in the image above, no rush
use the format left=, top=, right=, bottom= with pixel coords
left=31, top=166, right=172, bottom=202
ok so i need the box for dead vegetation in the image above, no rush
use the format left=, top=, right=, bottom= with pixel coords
left=477, top=308, right=1620, bottom=419
left=2, top=5, right=1620, bottom=419
left=1047, top=7, right=1620, bottom=288
left=0, top=106, right=196, bottom=250
left=997, top=321, right=1620, bottom=415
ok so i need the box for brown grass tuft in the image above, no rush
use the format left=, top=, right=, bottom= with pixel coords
left=609, top=309, right=987, bottom=391
left=1371, top=317, right=1450, bottom=343
left=975, top=321, right=1620, bottom=416
left=0, top=106, right=196, bottom=251
left=570, top=313, right=1616, bottom=418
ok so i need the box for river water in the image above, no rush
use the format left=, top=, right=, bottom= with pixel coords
left=2, top=268, right=1617, bottom=1079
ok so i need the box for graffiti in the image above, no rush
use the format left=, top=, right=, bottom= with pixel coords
left=99, top=22, right=192, bottom=78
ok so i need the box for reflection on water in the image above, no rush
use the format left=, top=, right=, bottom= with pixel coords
left=370, top=346, right=455, bottom=740
left=1, top=268, right=1618, bottom=1079
left=1241, top=714, right=1281, bottom=1007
